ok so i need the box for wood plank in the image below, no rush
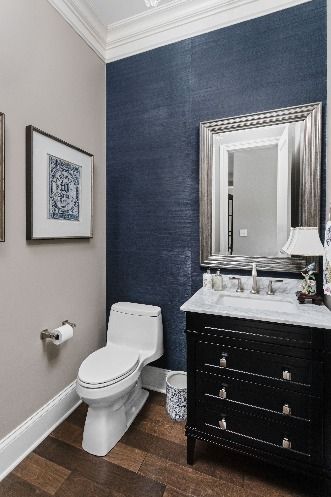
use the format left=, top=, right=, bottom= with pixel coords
left=13, top=452, right=70, bottom=495
left=66, top=403, right=87, bottom=428
left=148, top=392, right=166, bottom=406
left=35, top=437, right=165, bottom=497
left=104, top=442, right=146, bottom=473
left=243, top=461, right=317, bottom=497
left=54, top=471, right=124, bottom=497
left=122, top=426, right=244, bottom=486
left=51, top=421, right=146, bottom=474
left=139, top=453, right=258, bottom=497
left=122, top=426, right=186, bottom=464
left=134, top=402, right=186, bottom=446
left=0, top=473, right=51, bottom=497
left=163, top=486, right=192, bottom=497
left=51, top=421, right=83, bottom=450
left=193, top=442, right=245, bottom=486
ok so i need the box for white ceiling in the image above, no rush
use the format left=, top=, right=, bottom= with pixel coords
left=84, top=0, right=178, bottom=25
left=48, top=0, right=311, bottom=62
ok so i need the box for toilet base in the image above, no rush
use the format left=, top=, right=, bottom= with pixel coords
left=125, top=381, right=149, bottom=430
left=82, top=382, right=149, bottom=457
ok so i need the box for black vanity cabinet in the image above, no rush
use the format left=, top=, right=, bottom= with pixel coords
left=185, top=312, right=331, bottom=493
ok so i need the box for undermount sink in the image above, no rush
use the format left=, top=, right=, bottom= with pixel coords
left=217, top=294, right=297, bottom=314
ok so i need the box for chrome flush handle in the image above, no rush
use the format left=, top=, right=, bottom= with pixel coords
left=282, top=404, right=291, bottom=416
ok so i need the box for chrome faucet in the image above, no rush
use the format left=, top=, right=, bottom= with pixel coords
left=250, top=263, right=258, bottom=294
left=229, top=276, right=244, bottom=293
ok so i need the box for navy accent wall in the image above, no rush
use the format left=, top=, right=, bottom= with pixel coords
left=106, top=0, right=327, bottom=371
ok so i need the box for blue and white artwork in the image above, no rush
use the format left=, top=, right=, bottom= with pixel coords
left=48, top=155, right=81, bottom=221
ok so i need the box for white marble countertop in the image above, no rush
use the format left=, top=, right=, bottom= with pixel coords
left=180, top=284, right=331, bottom=330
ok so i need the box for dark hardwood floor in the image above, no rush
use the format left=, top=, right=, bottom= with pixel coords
left=0, top=392, right=319, bottom=497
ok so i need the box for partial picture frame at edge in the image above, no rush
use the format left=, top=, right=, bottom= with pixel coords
left=0, top=113, right=5, bottom=242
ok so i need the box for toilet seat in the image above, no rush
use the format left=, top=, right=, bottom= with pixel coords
left=78, top=345, right=139, bottom=389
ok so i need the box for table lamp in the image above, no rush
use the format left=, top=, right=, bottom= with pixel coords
left=281, top=227, right=324, bottom=304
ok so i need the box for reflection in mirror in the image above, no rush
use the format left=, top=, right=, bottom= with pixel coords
left=200, top=103, right=321, bottom=272
left=213, top=122, right=303, bottom=258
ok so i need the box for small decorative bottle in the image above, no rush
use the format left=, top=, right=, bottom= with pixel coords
left=203, top=269, right=213, bottom=291
left=213, top=269, right=223, bottom=291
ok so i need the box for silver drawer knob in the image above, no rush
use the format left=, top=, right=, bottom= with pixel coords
left=219, top=418, right=227, bottom=430
left=282, top=437, right=291, bottom=449
left=282, top=370, right=291, bottom=381
left=219, top=388, right=227, bottom=399
left=220, top=356, right=227, bottom=368
left=282, top=404, right=291, bottom=416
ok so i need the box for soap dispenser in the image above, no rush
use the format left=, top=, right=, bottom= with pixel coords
left=213, top=269, right=223, bottom=291
left=203, top=269, right=213, bottom=290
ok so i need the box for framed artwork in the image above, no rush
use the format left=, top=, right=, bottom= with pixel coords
left=0, top=113, right=4, bottom=242
left=26, top=126, right=93, bottom=240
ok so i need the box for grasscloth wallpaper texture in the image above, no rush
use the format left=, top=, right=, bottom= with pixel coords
left=107, top=0, right=327, bottom=370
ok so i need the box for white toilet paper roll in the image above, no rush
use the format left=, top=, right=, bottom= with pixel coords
left=52, top=323, right=74, bottom=345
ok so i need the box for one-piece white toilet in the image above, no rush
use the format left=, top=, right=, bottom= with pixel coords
left=76, top=302, right=163, bottom=456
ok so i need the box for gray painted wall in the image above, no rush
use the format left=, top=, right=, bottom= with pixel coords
left=232, top=147, right=278, bottom=256
left=0, top=0, right=106, bottom=439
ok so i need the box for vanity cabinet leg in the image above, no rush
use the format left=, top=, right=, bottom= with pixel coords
left=323, top=477, right=331, bottom=497
left=187, top=437, right=196, bottom=465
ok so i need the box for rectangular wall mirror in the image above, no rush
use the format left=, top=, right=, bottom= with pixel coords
left=0, top=113, right=4, bottom=242
left=200, top=103, right=322, bottom=272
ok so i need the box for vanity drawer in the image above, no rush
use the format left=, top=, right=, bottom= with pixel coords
left=197, top=405, right=314, bottom=461
left=187, top=313, right=321, bottom=350
left=196, top=373, right=317, bottom=421
left=196, top=340, right=322, bottom=391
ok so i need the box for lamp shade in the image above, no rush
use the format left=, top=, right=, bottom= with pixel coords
left=280, top=227, right=295, bottom=254
left=281, top=227, right=324, bottom=256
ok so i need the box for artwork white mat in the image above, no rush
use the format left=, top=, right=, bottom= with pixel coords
left=30, top=130, right=93, bottom=239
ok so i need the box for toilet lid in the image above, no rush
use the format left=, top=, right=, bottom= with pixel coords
left=78, top=345, right=139, bottom=386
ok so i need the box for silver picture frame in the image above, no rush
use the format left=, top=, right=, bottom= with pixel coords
left=200, top=102, right=322, bottom=272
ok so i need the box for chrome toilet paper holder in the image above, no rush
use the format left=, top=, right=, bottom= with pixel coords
left=40, top=320, right=76, bottom=341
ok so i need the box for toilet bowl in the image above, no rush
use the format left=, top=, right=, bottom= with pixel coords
left=76, top=302, right=163, bottom=456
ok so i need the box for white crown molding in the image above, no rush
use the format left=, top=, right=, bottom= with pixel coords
left=105, top=0, right=311, bottom=62
left=47, top=0, right=107, bottom=60
left=48, top=0, right=311, bottom=63
left=0, top=381, right=80, bottom=481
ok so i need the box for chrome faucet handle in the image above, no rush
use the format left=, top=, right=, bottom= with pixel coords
left=267, top=279, right=284, bottom=295
left=229, top=276, right=244, bottom=293
left=250, top=263, right=258, bottom=294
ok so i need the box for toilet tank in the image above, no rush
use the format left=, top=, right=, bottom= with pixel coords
left=107, top=302, right=163, bottom=363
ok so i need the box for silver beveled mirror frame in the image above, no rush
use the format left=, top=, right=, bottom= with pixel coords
left=200, top=102, right=322, bottom=272
left=0, top=113, right=4, bottom=242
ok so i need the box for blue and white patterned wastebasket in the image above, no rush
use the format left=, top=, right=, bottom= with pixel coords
left=166, top=371, right=187, bottom=421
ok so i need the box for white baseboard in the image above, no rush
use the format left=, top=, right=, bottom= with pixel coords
left=0, top=381, right=81, bottom=481
left=0, top=368, right=175, bottom=481
left=141, top=365, right=172, bottom=394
